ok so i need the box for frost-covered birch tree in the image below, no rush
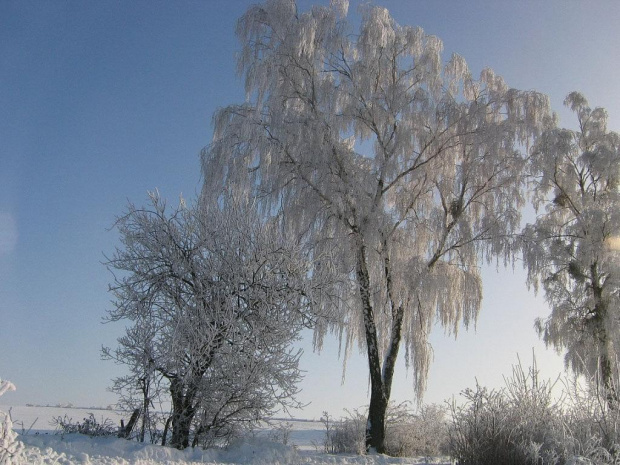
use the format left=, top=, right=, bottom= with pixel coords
left=105, top=192, right=326, bottom=449
left=202, top=0, right=552, bottom=452
left=523, top=93, right=620, bottom=398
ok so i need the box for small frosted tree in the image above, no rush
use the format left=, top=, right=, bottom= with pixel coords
left=105, top=192, right=327, bottom=449
left=522, top=92, right=620, bottom=397
left=103, top=317, right=162, bottom=442
left=202, top=0, right=552, bottom=452
left=0, top=379, right=23, bottom=464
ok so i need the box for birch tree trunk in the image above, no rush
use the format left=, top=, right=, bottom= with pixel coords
left=356, top=243, right=388, bottom=452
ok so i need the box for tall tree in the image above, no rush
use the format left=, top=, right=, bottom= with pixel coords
left=202, top=0, right=551, bottom=452
left=105, top=192, right=325, bottom=449
left=522, top=92, right=620, bottom=398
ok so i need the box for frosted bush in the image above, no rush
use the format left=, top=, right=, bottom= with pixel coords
left=562, top=371, right=620, bottom=464
left=267, top=421, right=293, bottom=446
left=448, top=359, right=620, bottom=465
left=0, top=379, right=24, bottom=464
left=324, top=409, right=366, bottom=455
left=52, top=413, right=118, bottom=438
left=322, top=403, right=448, bottom=457
left=385, top=403, right=448, bottom=458
left=448, top=360, right=567, bottom=465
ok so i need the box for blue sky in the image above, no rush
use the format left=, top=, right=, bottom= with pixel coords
left=1, top=1, right=619, bottom=418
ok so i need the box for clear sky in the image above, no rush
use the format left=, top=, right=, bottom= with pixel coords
left=1, top=1, right=619, bottom=418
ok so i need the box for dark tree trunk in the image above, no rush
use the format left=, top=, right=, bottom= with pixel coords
left=597, top=330, right=617, bottom=411
left=356, top=241, right=408, bottom=455
left=169, top=379, right=198, bottom=450
left=161, top=416, right=172, bottom=446
left=118, top=409, right=140, bottom=439
left=355, top=243, right=389, bottom=453
left=139, top=377, right=149, bottom=443
left=367, top=385, right=388, bottom=453
left=590, top=263, right=616, bottom=410
left=170, top=411, right=194, bottom=450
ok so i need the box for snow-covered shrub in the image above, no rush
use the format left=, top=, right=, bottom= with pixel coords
left=562, top=372, right=620, bottom=463
left=320, top=411, right=337, bottom=453
left=448, top=357, right=620, bottom=465
left=448, top=360, right=566, bottom=465
left=0, top=379, right=24, bottom=464
left=385, top=403, right=448, bottom=458
left=322, top=409, right=366, bottom=455
left=448, top=383, right=509, bottom=464
left=52, top=413, right=117, bottom=438
left=267, top=421, right=293, bottom=446
left=322, top=403, right=448, bottom=457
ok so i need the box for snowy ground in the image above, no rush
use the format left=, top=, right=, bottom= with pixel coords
left=3, top=405, right=452, bottom=464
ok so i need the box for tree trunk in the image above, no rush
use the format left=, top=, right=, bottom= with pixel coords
left=367, top=385, right=388, bottom=453
left=139, top=377, right=149, bottom=443
left=356, top=243, right=390, bottom=454
left=356, top=242, right=408, bottom=454
left=161, top=416, right=171, bottom=446
left=169, top=380, right=197, bottom=449
left=170, top=412, right=193, bottom=450
left=118, top=409, right=140, bottom=439
left=355, top=242, right=410, bottom=455
left=370, top=307, right=405, bottom=452
left=591, top=264, right=617, bottom=409
left=598, top=332, right=617, bottom=411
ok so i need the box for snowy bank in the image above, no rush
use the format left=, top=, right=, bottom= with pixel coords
left=5, top=405, right=452, bottom=464
left=18, top=434, right=451, bottom=465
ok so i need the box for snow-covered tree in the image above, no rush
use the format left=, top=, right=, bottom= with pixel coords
left=523, top=92, right=620, bottom=397
left=201, top=0, right=552, bottom=453
left=103, top=315, right=162, bottom=443
left=105, top=192, right=326, bottom=449
left=0, top=379, right=23, bottom=464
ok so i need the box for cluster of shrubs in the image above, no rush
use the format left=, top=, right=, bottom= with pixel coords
left=447, top=359, right=620, bottom=465
left=52, top=413, right=117, bottom=438
left=320, top=402, right=449, bottom=458
left=317, top=360, right=620, bottom=464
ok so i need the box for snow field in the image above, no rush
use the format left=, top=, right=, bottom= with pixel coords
left=4, top=405, right=452, bottom=464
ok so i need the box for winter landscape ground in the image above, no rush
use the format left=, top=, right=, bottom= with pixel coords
left=3, top=405, right=451, bottom=464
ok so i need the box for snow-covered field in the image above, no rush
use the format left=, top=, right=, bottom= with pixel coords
left=3, top=405, right=452, bottom=464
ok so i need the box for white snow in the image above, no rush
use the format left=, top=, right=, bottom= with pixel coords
left=4, top=405, right=452, bottom=464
